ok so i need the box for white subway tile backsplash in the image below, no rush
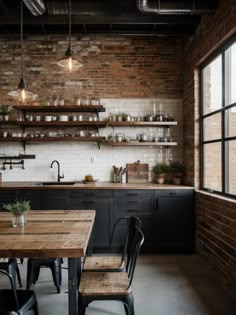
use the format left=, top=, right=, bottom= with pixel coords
left=0, top=98, right=183, bottom=182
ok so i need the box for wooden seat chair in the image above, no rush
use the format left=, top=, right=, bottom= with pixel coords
left=78, top=225, right=144, bottom=315
left=0, top=269, right=39, bottom=315
left=0, top=259, right=22, bottom=289
left=26, top=257, right=62, bottom=293
left=83, top=216, right=142, bottom=273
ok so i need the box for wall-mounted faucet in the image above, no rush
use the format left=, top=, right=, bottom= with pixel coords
left=50, top=160, right=64, bottom=182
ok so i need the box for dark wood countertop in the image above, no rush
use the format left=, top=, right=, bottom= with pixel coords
left=0, top=181, right=194, bottom=190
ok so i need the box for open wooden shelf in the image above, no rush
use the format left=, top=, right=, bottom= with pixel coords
left=107, top=121, right=177, bottom=127
left=0, top=120, right=106, bottom=127
left=104, top=141, right=177, bottom=146
left=0, top=136, right=106, bottom=142
left=12, top=105, right=106, bottom=113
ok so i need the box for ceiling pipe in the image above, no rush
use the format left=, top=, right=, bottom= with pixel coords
left=23, top=0, right=46, bottom=16
left=137, top=0, right=216, bottom=15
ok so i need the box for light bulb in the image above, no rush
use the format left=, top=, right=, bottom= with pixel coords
left=68, top=57, right=72, bottom=71
left=21, top=88, right=26, bottom=102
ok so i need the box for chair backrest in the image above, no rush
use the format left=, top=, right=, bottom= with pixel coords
left=110, top=216, right=142, bottom=268
left=0, top=269, right=19, bottom=311
left=126, top=226, right=144, bottom=289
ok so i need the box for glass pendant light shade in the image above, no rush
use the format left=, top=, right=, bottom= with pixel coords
left=56, top=46, right=82, bottom=71
left=8, top=0, right=37, bottom=102
left=57, top=0, right=82, bottom=71
left=8, top=78, right=37, bottom=102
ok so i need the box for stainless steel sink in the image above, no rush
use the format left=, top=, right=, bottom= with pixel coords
left=33, top=181, right=76, bottom=186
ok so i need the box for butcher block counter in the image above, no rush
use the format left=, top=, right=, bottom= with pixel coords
left=0, top=181, right=193, bottom=190
left=0, top=181, right=195, bottom=254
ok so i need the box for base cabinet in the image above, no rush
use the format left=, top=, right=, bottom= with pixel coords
left=0, top=187, right=194, bottom=253
left=70, top=190, right=113, bottom=249
left=154, top=190, right=194, bottom=253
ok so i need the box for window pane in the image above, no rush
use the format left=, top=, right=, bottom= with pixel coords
left=203, top=142, right=222, bottom=191
left=225, top=105, right=236, bottom=138
left=203, top=113, right=221, bottom=141
left=225, top=41, right=236, bottom=106
left=202, top=55, right=222, bottom=115
left=226, top=140, right=236, bottom=195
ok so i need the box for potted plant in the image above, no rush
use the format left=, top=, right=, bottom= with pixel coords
left=170, top=161, right=186, bottom=185
left=3, top=200, right=31, bottom=227
left=0, top=105, right=12, bottom=121
left=153, top=163, right=170, bottom=184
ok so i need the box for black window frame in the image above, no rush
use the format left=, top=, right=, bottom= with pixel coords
left=200, top=35, right=236, bottom=199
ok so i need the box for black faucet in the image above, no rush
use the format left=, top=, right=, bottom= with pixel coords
left=50, top=160, right=64, bottom=182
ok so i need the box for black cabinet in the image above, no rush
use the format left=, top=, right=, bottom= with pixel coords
left=154, top=189, right=195, bottom=253
left=70, top=190, right=113, bottom=249
left=42, top=190, right=70, bottom=210
left=113, top=190, right=154, bottom=251
left=20, top=190, right=43, bottom=210
left=0, top=190, right=18, bottom=210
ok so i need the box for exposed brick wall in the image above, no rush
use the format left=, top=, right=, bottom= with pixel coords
left=0, top=36, right=183, bottom=101
left=183, top=0, right=236, bottom=295
left=196, top=191, right=236, bottom=294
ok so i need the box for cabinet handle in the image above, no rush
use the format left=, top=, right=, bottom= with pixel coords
left=84, top=194, right=95, bottom=198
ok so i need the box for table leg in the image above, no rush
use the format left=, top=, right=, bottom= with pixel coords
left=68, top=257, right=81, bottom=315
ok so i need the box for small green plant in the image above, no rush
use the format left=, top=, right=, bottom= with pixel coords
left=3, top=200, right=31, bottom=216
left=170, top=161, right=185, bottom=174
left=0, top=105, right=12, bottom=115
left=153, top=163, right=170, bottom=174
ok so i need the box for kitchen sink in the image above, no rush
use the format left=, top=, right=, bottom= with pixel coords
left=33, top=181, right=76, bottom=186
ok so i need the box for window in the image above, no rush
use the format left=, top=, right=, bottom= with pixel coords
left=201, top=37, right=236, bottom=198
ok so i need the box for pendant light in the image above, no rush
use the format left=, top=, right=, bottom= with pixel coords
left=8, top=0, right=38, bottom=102
left=56, top=0, right=82, bottom=71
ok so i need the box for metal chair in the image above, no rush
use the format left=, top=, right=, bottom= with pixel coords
left=0, top=269, right=39, bottom=315
left=26, top=257, right=62, bottom=293
left=83, top=216, right=142, bottom=272
left=0, top=259, right=22, bottom=289
left=78, top=226, right=144, bottom=315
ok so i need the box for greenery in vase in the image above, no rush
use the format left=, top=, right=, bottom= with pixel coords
left=0, top=105, right=12, bottom=115
left=3, top=200, right=31, bottom=216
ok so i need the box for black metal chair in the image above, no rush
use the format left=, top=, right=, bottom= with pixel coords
left=78, top=225, right=144, bottom=315
left=83, top=216, right=142, bottom=272
left=0, top=259, right=22, bottom=289
left=26, top=257, right=62, bottom=293
left=0, top=269, right=39, bottom=315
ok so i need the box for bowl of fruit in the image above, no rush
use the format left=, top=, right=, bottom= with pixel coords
left=83, top=174, right=99, bottom=183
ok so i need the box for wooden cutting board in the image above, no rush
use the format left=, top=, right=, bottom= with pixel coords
left=126, top=163, right=149, bottom=183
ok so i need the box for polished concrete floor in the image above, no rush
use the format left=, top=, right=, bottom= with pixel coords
left=1, top=255, right=236, bottom=315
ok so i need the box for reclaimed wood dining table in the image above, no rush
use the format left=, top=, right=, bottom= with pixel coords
left=0, top=209, right=95, bottom=315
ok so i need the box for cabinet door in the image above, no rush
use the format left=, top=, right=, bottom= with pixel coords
left=70, top=190, right=112, bottom=249
left=19, top=190, right=42, bottom=210
left=0, top=190, right=18, bottom=210
left=113, top=190, right=154, bottom=251
left=42, top=190, right=70, bottom=210
left=155, top=190, right=194, bottom=253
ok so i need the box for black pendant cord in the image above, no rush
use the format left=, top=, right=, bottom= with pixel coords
left=21, top=0, right=24, bottom=80
left=68, top=0, right=71, bottom=49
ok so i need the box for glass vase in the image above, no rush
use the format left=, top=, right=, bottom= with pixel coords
left=12, top=213, right=27, bottom=227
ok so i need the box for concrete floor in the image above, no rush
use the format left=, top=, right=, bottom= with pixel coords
left=1, top=255, right=236, bottom=315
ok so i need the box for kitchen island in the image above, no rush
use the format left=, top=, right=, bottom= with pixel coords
left=0, top=182, right=194, bottom=254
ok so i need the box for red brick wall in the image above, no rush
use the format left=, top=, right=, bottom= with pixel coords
left=0, top=36, right=184, bottom=101
left=183, top=0, right=236, bottom=294
left=196, top=191, right=236, bottom=294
